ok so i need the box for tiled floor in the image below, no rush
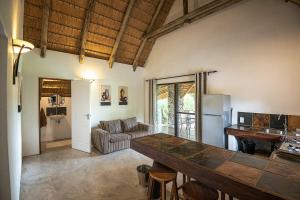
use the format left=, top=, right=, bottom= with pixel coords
left=21, top=149, right=152, bottom=200
left=21, top=148, right=234, bottom=200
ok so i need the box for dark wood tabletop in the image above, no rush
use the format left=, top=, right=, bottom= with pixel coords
left=131, top=133, right=300, bottom=200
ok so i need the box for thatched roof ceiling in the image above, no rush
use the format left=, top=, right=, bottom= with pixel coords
left=24, top=0, right=175, bottom=69
left=157, top=82, right=195, bottom=100
left=40, top=79, right=71, bottom=97
left=24, top=0, right=299, bottom=70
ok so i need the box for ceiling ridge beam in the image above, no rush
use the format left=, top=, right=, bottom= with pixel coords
left=132, top=0, right=165, bottom=71
left=108, top=0, right=137, bottom=69
left=40, top=0, right=51, bottom=57
left=79, top=0, right=96, bottom=63
left=145, top=0, right=243, bottom=40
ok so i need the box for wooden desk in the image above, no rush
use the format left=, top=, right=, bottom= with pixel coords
left=131, top=133, right=300, bottom=200
left=225, top=125, right=282, bottom=142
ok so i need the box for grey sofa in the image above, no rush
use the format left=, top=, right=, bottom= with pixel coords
left=91, top=117, right=152, bottom=154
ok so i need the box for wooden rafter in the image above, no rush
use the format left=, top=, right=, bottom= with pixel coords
left=181, top=83, right=195, bottom=98
left=146, top=0, right=242, bottom=40
left=40, top=0, right=51, bottom=57
left=79, top=0, right=96, bottom=64
left=108, top=0, right=136, bottom=69
left=132, top=0, right=165, bottom=71
left=288, top=0, right=300, bottom=6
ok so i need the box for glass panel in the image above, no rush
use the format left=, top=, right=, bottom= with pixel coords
left=177, top=113, right=196, bottom=141
left=177, top=82, right=196, bottom=141
left=178, top=82, right=195, bottom=113
left=156, top=84, right=175, bottom=135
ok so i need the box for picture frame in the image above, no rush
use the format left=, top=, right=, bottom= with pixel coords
left=118, top=86, right=128, bottom=105
left=100, top=85, right=111, bottom=106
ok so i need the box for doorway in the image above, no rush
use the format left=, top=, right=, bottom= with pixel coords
left=39, top=78, right=72, bottom=153
left=156, top=81, right=196, bottom=141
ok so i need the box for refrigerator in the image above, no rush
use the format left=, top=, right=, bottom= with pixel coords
left=202, top=94, right=231, bottom=148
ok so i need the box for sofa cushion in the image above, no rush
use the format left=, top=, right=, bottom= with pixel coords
left=126, top=131, right=149, bottom=139
left=122, top=117, right=138, bottom=132
left=109, top=133, right=131, bottom=143
left=99, top=120, right=122, bottom=134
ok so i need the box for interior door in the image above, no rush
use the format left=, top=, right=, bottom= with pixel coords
left=71, top=80, right=91, bottom=153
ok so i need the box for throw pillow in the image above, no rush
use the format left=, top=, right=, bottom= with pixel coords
left=122, top=117, right=138, bottom=132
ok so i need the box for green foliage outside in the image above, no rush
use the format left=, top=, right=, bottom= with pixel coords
left=157, top=93, right=195, bottom=125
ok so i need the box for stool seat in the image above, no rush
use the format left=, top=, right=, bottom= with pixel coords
left=148, top=163, right=179, bottom=200
left=182, top=181, right=218, bottom=200
left=149, top=167, right=177, bottom=182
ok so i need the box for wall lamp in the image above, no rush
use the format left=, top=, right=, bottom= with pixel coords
left=12, top=39, right=34, bottom=84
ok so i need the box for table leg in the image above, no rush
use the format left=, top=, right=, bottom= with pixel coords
left=271, top=142, right=275, bottom=152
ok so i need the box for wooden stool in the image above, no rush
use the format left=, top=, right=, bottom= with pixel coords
left=182, top=181, right=218, bottom=200
left=148, top=164, right=179, bottom=200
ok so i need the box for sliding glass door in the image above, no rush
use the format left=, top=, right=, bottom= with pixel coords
left=177, top=82, right=196, bottom=141
left=155, top=82, right=196, bottom=141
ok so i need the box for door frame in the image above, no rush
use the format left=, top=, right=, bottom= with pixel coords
left=38, top=77, right=71, bottom=154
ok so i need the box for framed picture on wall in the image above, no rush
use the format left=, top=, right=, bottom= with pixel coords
left=100, top=85, right=111, bottom=106
left=118, top=86, right=128, bottom=105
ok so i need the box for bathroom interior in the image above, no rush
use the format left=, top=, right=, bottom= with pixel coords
left=39, top=78, right=72, bottom=153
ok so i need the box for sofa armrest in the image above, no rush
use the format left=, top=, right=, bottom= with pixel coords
left=91, top=127, right=110, bottom=154
left=137, top=122, right=153, bottom=134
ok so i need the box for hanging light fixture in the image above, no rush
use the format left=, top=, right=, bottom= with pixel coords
left=12, top=39, right=34, bottom=84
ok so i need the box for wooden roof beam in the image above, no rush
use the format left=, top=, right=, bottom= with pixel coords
left=287, top=0, right=300, bottom=6
left=145, top=0, right=242, bottom=40
left=132, top=0, right=165, bottom=71
left=108, top=0, right=136, bottom=69
left=40, top=0, right=51, bottom=57
left=79, top=0, right=96, bottom=64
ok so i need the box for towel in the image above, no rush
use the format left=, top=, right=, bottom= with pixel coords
left=40, top=108, right=47, bottom=127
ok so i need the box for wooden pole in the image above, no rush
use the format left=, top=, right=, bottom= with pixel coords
left=79, top=0, right=96, bottom=64
left=108, top=0, right=136, bottom=69
left=183, top=0, right=188, bottom=15
left=145, top=0, right=242, bottom=40
left=40, top=0, right=51, bottom=57
left=132, top=0, right=165, bottom=71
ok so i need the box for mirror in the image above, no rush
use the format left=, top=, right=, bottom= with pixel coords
left=48, top=94, right=65, bottom=106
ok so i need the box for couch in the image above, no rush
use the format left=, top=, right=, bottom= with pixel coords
left=91, top=117, right=153, bottom=154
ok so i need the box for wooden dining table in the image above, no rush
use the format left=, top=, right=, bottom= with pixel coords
left=131, top=133, right=300, bottom=200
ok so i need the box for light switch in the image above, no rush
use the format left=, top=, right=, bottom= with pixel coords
left=240, top=117, right=245, bottom=123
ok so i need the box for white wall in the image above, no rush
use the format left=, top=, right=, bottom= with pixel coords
left=145, top=0, right=300, bottom=123
left=0, top=0, right=24, bottom=199
left=22, top=49, right=145, bottom=156
left=40, top=97, right=72, bottom=142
